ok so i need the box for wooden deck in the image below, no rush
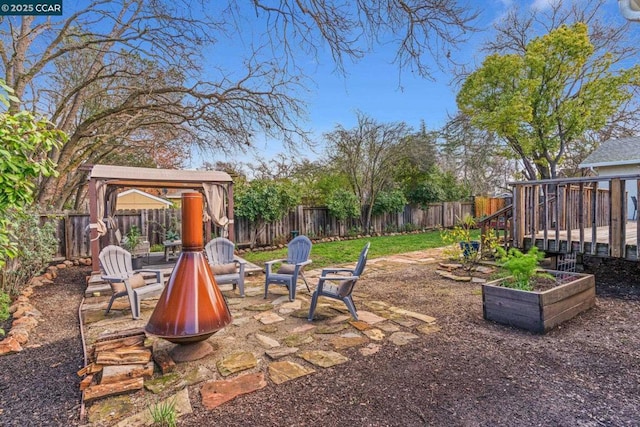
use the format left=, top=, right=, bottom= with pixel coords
left=524, top=221, right=640, bottom=261
left=501, top=174, right=640, bottom=261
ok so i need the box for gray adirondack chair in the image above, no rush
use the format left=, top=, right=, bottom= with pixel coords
left=99, top=245, right=165, bottom=319
left=205, top=237, right=247, bottom=297
left=308, top=242, right=370, bottom=321
left=264, top=235, right=312, bottom=301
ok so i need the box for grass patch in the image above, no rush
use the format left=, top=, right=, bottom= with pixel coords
left=242, top=230, right=480, bottom=270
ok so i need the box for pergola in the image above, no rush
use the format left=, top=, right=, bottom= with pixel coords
left=87, top=165, right=234, bottom=272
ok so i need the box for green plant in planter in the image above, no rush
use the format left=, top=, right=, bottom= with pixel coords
left=495, top=246, right=552, bottom=291
left=164, top=229, right=180, bottom=242
left=121, top=225, right=142, bottom=253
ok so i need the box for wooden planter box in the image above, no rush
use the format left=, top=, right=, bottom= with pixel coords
left=482, top=271, right=595, bottom=333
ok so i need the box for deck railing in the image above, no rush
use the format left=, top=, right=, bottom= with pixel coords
left=509, top=174, right=640, bottom=259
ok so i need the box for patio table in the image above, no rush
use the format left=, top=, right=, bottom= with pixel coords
left=163, top=240, right=182, bottom=262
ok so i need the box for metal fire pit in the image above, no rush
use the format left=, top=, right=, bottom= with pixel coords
left=146, top=192, right=232, bottom=361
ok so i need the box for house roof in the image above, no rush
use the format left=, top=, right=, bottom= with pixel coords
left=579, top=136, right=640, bottom=168
left=117, top=189, right=172, bottom=206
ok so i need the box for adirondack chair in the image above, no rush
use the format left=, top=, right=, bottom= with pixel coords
left=308, top=242, right=370, bottom=321
left=98, top=245, right=165, bottom=319
left=264, top=235, right=312, bottom=301
left=204, top=237, right=247, bottom=297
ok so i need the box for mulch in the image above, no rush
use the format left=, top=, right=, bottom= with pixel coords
left=1, top=258, right=640, bottom=426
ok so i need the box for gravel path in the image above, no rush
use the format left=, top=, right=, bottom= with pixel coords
left=0, top=266, right=87, bottom=427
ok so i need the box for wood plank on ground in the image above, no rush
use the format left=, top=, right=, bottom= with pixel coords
left=84, top=377, right=144, bottom=402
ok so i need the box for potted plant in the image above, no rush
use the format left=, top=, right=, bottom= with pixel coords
left=482, top=247, right=595, bottom=333
left=122, top=225, right=146, bottom=269
left=164, top=229, right=180, bottom=242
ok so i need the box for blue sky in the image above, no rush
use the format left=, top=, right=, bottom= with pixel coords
left=191, top=0, right=631, bottom=168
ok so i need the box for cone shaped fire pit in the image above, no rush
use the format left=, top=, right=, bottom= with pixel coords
left=146, top=192, right=232, bottom=362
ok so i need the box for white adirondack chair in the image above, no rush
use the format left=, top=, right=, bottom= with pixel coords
left=98, top=245, right=165, bottom=319
left=204, top=237, right=246, bottom=297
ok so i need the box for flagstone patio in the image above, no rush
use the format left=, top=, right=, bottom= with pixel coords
left=80, top=250, right=441, bottom=426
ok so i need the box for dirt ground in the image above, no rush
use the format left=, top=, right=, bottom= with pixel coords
left=1, top=254, right=639, bottom=426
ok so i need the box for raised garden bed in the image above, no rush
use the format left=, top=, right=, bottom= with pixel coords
left=482, top=270, right=595, bottom=333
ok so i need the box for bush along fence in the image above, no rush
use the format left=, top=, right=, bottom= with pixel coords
left=41, top=200, right=485, bottom=260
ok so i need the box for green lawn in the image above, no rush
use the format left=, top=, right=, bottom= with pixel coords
left=242, top=230, right=480, bottom=270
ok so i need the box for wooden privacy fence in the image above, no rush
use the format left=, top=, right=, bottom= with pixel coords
left=475, top=196, right=508, bottom=218
left=44, top=201, right=475, bottom=259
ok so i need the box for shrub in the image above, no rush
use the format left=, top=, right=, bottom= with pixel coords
left=372, top=189, right=407, bottom=215
left=0, top=211, right=58, bottom=295
left=0, top=291, right=10, bottom=336
left=440, top=214, right=480, bottom=268
left=326, top=188, right=360, bottom=221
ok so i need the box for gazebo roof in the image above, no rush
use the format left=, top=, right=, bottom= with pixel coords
left=89, top=165, right=232, bottom=188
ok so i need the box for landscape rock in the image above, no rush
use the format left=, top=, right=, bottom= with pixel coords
left=268, top=361, right=315, bottom=385
left=299, top=350, right=349, bottom=368
left=0, top=337, right=23, bottom=355
left=201, top=373, right=267, bottom=410
left=217, top=352, right=258, bottom=377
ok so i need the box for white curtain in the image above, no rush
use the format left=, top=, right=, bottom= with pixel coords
left=93, top=180, right=108, bottom=238
left=202, top=183, right=229, bottom=237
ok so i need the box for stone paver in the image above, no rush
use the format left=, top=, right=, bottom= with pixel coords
left=255, top=333, right=280, bottom=349
left=362, top=329, right=385, bottom=341
left=356, top=311, right=387, bottom=324
left=283, top=333, right=314, bottom=347
left=388, top=331, right=420, bottom=346
left=292, top=324, right=315, bottom=334
left=376, top=322, right=401, bottom=332
left=299, top=350, right=349, bottom=368
left=389, top=307, right=436, bottom=323
left=268, top=361, right=315, bottom=384
left=265, top=347, right=298, bottom=360
left=315, top=324, right=349, bottom=334
left=330, top=333, right=368, bottom=350
left=217, top=352, right=258, bottom=377
left=201, top=373, right=267, bottom=410
left=253, top=311, right=285, bottom=325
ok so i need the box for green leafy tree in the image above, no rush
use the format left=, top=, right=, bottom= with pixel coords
left=406, top=181, right=445, bottom=207
left=325, top=112, right=411, bottom=233
left=372, top=189, right=407, bottom=215
left=0, top=81, right=64, bottom=269
left=234, top=179, right=301, bottom=248
left=326, top=188, right=360, bottom=232
left=457, top=23, right=640, bottom=180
